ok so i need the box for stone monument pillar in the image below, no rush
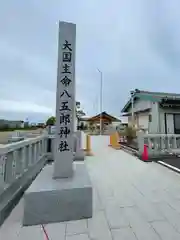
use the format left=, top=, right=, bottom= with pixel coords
left=53, top=21, right=76, bottom=178
left=22, top=21, right=92, bottom=226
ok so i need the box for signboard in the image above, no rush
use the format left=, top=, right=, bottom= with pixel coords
left=53, top=21, right=76, bottom=178
left=50, top=126, right=56, bottom=134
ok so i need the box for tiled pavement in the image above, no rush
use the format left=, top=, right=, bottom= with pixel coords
left=1, top=136, right=180, bottom=239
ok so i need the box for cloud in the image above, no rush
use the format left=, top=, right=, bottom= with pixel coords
left=0, top=99, right=53, bottom=114
left=1, top=0, right=180, bottom=121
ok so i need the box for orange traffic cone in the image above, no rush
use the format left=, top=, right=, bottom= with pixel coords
left=142, top=144, right=148, bottom=161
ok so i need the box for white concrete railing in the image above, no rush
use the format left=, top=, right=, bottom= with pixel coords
left=0, top=130, right=84, bottom=195
left=137, top=133, right=180, bottom=157
left=0, top=135, right=48, bottom=192
left=0, top=130, right=85, bottom=225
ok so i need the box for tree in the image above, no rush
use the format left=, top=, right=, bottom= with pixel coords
left=76, top=101, right=80, bottom=109
left=75, top=101, right=86, bottom=129
left=123, top=126, right=136, bottom=144
left=76, top=109, right=86, bottom=118
left=46, top=116, right=56, bottom=126
left=79, top=122, right=84, bottom=130
left=76, top=101, right=85, bottom=116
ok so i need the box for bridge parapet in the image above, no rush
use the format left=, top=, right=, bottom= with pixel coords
left=0, top=135, right=48, bottom=192
left=0, top=130, right=87, bottom=225
left=0, top=134, right=49, bottom=225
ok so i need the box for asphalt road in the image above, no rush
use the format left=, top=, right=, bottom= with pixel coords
left=159, top=157, right=180, bottom=171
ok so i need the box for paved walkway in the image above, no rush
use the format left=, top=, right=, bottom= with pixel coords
left=1, top=136, right=180, bottom=239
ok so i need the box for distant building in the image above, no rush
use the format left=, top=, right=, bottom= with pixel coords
left=24, top=121, right=29, bottom=127
left=30, top=123, right=37, bottom=127
left=37, top=123, right=45, bottom=128
left=78, top=112, right=120, bottom=131
left=87, top=112, right=120, bottom=126
left=78, top=116, right=91, bottom=129
left=0, top=119, right=24, bottom=128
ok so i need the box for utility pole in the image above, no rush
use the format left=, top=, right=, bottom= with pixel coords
left=130, top=91, right=134, bottom=127
left=97, top=68, right=103, bottom=135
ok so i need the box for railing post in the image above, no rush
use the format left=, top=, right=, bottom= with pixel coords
left=147, top=137, right=152, bottom=155
left=34, top=143, right=37, bottom=163
left=31, top=144, right=35, bottom=165
left=38, top=140, right=42, bottom=158
left=167, top=135, right=171, bottom=151
left=23, top=146, right=28, bottom=171
left=42, top=139, right=45, bottom=154
left=4, top=152, right=15, bottom=184
left=29, top=144, right=33, bottom=166
left=172, top=135, right=177, bottom=149
left=0, top=154, right=6, bottom=191
left=14, top=149, right=23, bottom=177
left=137, top=132, right=144, bottom=156
left=154, top=136, right=158, bottom=152
left=161, top=135, right=165, bottom=150
left=36, top=141, right=39, bottom=162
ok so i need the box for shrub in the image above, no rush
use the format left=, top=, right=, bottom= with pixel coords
left=117, top=126, right=136, bottom=143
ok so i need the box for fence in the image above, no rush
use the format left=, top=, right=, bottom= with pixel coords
left=137, top=133, right=180, bottom=158
left=0, top=130, right=87, bottom=225
left=0, top=135, right=48, bottom=191
left=0, top=134, right=49, bottom=225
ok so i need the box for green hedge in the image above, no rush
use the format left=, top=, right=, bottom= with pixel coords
left=0, top=126, right=40, bottom=132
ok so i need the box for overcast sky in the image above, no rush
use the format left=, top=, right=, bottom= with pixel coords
left=0, top=0, right=180, bottom=122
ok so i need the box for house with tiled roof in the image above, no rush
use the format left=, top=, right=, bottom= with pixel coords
left=78, top=112, right=121, bottom=131
left=121, top=89, right=180, bottom=134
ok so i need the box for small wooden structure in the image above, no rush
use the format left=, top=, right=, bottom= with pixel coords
left=87, top=111, right=120, bottom=131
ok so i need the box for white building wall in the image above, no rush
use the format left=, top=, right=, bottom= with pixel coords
left=20, top=122, right=24, bottom=128
left=159, top=110, right=166, bottom=133
left=127, top=99, right=151, bottom=128
left=128, top=99, right=151, bottom=112
left=149, top=102, right=160, bottom=133
left=138, top=114, right=149, bottom=130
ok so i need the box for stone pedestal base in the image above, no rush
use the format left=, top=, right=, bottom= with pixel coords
left=23, top=163, right=92, bottom=226
left=73, top=149, right=85, bottom=161
left=84, top=149, right=93, bottom=156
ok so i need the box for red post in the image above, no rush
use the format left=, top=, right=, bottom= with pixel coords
left=142, top=144, right=148, bottom=161
left=41, top=225, right=50, bottom=240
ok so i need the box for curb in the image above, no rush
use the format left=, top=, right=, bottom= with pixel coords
left=120, top=145, right=180, bottom=164
left=120, top=145, right=152, bottom=162
left=120, top=145, right=138, bottom=156
left=157, top=161, right=180, bottom=174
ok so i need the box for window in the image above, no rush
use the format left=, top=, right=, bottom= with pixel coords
left=148, top=115, right=152, bottom=122
left=174, top=114, right=180, bottom=134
